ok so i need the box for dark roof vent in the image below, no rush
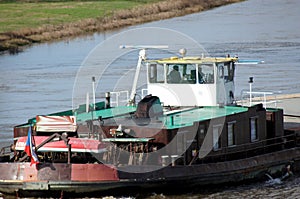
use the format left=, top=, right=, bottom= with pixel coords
left=135, top=95, right=163, bottom=119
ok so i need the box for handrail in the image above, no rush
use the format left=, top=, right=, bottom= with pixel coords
left=239, top=90, right=282, bottom=108
left=110, top=91, right=129, bottom=107
left=110, top=89, right=148, bottom=107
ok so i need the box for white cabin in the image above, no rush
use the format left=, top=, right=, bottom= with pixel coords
left=144, top=56, right=238, bottom=107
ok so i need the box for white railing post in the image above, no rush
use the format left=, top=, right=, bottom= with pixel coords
left=263, top=92, right=266, bottom=108
left=249, top=77, right=253, bottom=107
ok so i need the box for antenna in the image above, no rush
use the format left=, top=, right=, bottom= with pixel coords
left=119, top=45, right=169, bottom=50
left=236, top=59, right=265, bottom=65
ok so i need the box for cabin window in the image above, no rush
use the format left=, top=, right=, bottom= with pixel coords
left=198, top=64, right=214, bottom=84
left=250, top=117, right=258, bottom=142
left=167, top=64, right=196, bottom=84
left=148, top=63, right=165, bottom=83
left=227, top=121, right=236, bottom=146
left=213, top=125, right=222, bottom=151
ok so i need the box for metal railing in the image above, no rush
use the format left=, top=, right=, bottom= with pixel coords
left=110, top=91, right=130, bottom=107
left=239, top=90, right=282, bottom=108
left=109, top=89, right=149, bottom=107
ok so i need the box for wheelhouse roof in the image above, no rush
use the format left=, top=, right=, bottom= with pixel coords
left=145, top=56, right=238, bottom=64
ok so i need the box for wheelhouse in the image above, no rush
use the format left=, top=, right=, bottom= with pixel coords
left=145, top=56, right=238, bottom=107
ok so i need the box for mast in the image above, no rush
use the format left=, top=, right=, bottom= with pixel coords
left=129, top=49, right=146, bottom=105
left=119, top=45, right=168, bottom=106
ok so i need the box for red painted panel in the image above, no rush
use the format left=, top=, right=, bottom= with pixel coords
left=71, top=164, right=119, bottom=181
left=15, top=136, right=107, bottom=153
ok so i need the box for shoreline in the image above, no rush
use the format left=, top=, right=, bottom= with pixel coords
left=0, top=0, right=244, bottom=54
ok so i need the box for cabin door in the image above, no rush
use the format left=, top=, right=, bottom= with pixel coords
left=216, top=63, right=226, bottom=105
left=216, top=62, right=235, bottom=105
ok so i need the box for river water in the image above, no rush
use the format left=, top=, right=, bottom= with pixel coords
left=1, top=0, right=300, bottom=198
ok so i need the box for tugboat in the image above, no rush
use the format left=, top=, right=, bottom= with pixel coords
left=0, top=46, right=300, bottom=198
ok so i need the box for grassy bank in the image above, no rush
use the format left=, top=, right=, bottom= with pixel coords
left=0, top=0, right=243, bottom=54
left=0, top=0, right=160, bottom=33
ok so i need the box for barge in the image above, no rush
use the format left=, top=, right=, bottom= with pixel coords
left=0, top=46, right=300, bottom=198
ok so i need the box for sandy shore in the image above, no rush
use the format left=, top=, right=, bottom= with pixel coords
left=277, top=95, right=300, bottom=125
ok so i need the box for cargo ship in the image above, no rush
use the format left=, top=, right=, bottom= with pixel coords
left=0, top=46, right=299, bottom=198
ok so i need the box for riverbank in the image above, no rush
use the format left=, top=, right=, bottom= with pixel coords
left=0, top=0, right=243, bottom=54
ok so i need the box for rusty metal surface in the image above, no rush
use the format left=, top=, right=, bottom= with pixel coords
left=117, top=147, right=300, bottom=182
left=37, top=163, right=71, bottom=181
left=71, top=164, right=119, bottom=181
left=0, top=147, right=299, bottom=197
left=0, top=163, right=69, bottom=181
left=23, top=165, right=38, bottom=181
left=0, top=163, right=119, bottom=182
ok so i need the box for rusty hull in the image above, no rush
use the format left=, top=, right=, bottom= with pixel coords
left=0, top=163, right=119, bottom=197
left=0, top=147, right=300, bottom=197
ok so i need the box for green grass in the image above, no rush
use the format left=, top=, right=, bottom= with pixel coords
left=0, top=0, right=243, bottom=53
left=0, top=0, right=161, bottom=33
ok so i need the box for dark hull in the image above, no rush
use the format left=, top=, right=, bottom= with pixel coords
left=1, top=147, right=300, bottom=197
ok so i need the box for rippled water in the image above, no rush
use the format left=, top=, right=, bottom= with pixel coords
left=138, top=175, right=300, bottom=199
left=0, top=0, right=300, bottom=197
